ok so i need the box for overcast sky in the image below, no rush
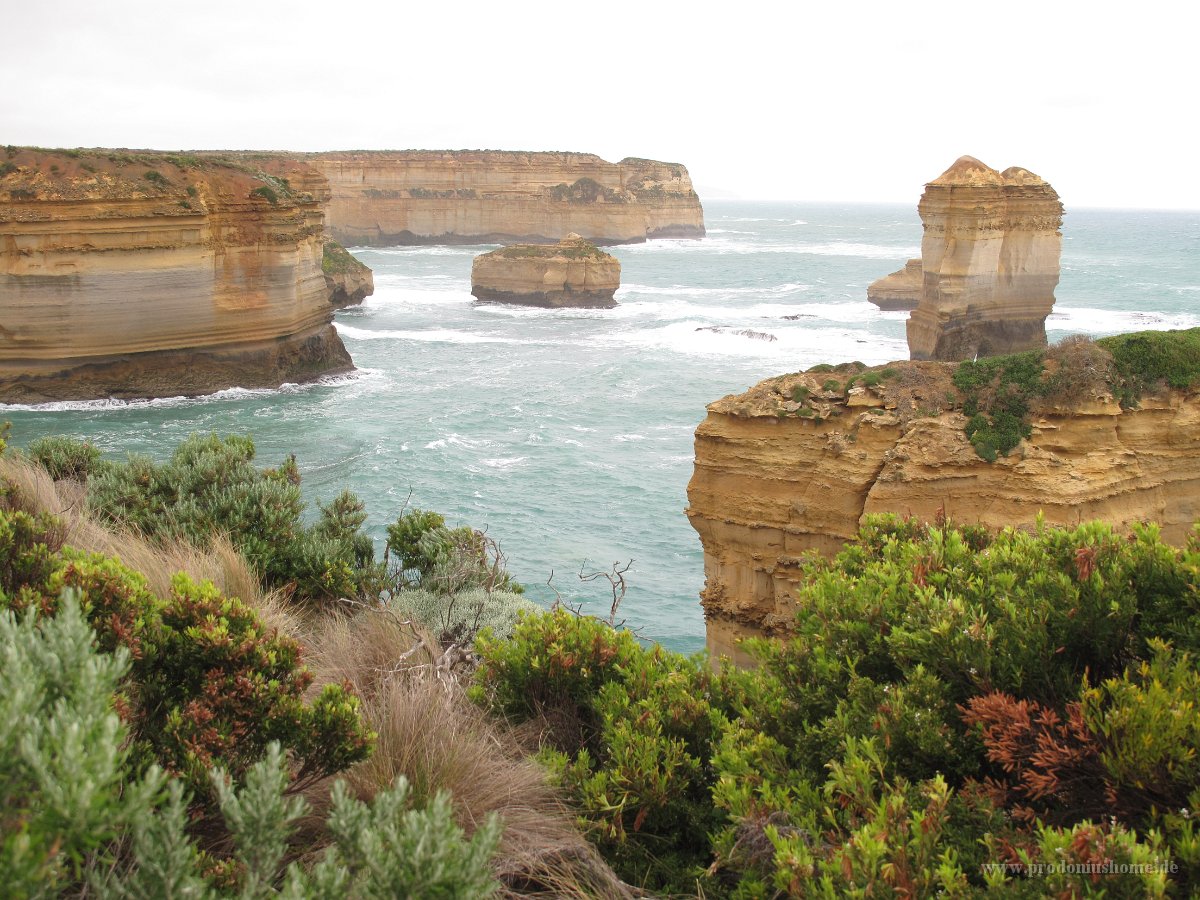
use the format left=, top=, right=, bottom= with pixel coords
left=3, top=0, right=1196, bottom=210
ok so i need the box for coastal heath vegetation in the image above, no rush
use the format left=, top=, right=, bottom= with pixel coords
left=5, top=424, right=1200, bottom=896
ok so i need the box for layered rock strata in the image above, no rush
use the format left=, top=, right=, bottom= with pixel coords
left=687, top=361, right=1200, bottom=663
left=304, top=151, right=705, bottom=246
left=867, top=258, right=922, bottom=311
left=906, top=156, right=1063, bottom=361
left=0, top=149, right=359, bottom=402
left=471, top=233, right=620, bottom=308
left=322, top=241, right=374, bottom=308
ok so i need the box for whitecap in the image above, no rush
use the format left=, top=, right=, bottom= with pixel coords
left=336, top=324, right=516, bottom=344
left=481, top=456, right=527, bottom=470
left=1047, top=307, right=1200, bottom=334
left=0, top=368, right=384, bottom=413
left=614, top=434, right=647, bottom=442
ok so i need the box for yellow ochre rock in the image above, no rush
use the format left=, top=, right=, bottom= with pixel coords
left=303, top=151, right=705, bottom=247
left=471, top=233, right=621, bottom=308
left=686, top=360, right=1200, bottom=663
left=0, top=149, right=357, bottom=402
left=905, top=155, right=1063, bottom=361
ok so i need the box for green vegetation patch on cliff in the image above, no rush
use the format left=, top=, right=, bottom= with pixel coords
left=489, top=239, right=610, bottom=262
left=322, top=240, right=370, bottom=277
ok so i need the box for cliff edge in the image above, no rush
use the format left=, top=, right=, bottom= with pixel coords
left=304, top=151, right=705, bottom=246
left=687, top=332, right=1200, bottom=662
left=0, top=148, right=359, bottom=402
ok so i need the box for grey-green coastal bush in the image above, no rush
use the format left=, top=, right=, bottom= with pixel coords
left=0, top=583, right=502, bottom=898
left=391, top=587, right=539, bottom=644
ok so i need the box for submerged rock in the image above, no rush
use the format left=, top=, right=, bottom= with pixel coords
left=470, top=234, right=621, bottom=308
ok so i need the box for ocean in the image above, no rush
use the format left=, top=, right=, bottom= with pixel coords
left=4, top=201, right=1198, bottom=653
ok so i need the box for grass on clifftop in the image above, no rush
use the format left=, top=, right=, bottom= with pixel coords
left=322, top=240, right=368, bottom=276
left=955, top=328, right=1200, bottom=461
left=774, top=328, right=1200, bottom=463
left=490, top=239, right=610, bottom=262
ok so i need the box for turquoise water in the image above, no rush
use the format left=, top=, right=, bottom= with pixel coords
left=5, top=201, right=1199, bottom=653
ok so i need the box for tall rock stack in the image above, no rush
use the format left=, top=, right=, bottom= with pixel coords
left=905, top=156, right=1063, bottom=361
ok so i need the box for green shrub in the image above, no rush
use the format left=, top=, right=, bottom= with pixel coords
left=391, top=586, right=539, bottom=644
left=250, top=185, right=278, bottom=205
left=385, top=507, right=521, bottom=596
left=86, top=433, right=379, bottom=603
left=26, top=435, right=105, bottom=480
left=697, top=514, right=1199, bottom=894
left=1099, top=327, right=1200, bottom=407
left=954, top=350, right=1043, bottom=459
left=143, top=169, right=168, bottom=187
left=474, top=608, right=726, bottom=892
left=0, top=507, right=373, bottom=800
left=0, top=591, right=164, bottom=894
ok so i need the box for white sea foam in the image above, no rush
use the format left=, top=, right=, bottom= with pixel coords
left=609, top=320, right=905, bottom=363
left=0, top=369, right=383, bottom=413
left=620, top=237, right=919, bottom=259
left=1048, top=306, right=1200, bottom=334
left=480, top=456, right=528, bottom=470
left=423, top=433, right=493, bottom=451
left=336, top=324, right=516, bottom=344
left=614, top=434, right=647, bottom=442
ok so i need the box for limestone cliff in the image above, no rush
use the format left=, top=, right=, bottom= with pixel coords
left=867, top=258, right=922, bottom=311
left=471, top=234, right=620, bottom=308
left=303, top=151, right=705, bottom=246
left=322, top=241, right=374, bottom=308
left=906, top=156, right=1063, bottom=361
left=0, top=149, right=356, bottom=402
left=687, top=359, right=1200, bottom=663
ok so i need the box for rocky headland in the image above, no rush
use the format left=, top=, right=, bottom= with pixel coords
left=0, top=148, right=372, bottom=403
left=321, top=240, right=374, bottom=308
left=905, top=156, right=1063, bottom=361
left=303, top=151, right=705, bottom=246
left=471, top=233, right=620, bottom=308
left=867, top=257, right=922, bottom=311
left=687, top=335, right=1200, bottom=662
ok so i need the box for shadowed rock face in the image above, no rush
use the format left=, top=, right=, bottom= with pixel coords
left=867, top=258, right=922, bottom=311
left=905, top=156, right=1063, bottom=361
left=686, top=361, right=1200, bottom=664
left=471, top=234, right=620, bottom=309
left=0, top=149, right=355, bottom=402
left=304, top=151, right=705, bottom=246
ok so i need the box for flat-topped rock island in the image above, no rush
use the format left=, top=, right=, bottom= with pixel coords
left=470, top=234, right=621, bottom=308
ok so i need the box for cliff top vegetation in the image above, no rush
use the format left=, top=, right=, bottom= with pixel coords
left=716, top=328, right=1200, bottom=462
left=4, top=423, right=1200, bottom=895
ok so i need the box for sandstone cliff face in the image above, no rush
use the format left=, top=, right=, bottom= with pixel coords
left=0, top=149, right=354, bottom=402
left=867, top=258, right=922, bottom=311
left=304, top=151, right=705, bottom=246
left=322, top=241, right=374, bottom=309
left=687, top=363, right=1200, bottom=663
left=906, top=156, right=1063, bottom=361
left=471, top=233, right=620, bottom=308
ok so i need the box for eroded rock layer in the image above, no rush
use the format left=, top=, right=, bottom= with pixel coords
left=0, top=149, right=355, bottom=402
left=304, top=151, right=705, bottom=246
left=687, top=362, right=1200, bottom=663
left=471, top=233, right=621, bottom=308
left=867, top=258, right=922, bottom=311
left=906, top=156, right=1063, bottom=361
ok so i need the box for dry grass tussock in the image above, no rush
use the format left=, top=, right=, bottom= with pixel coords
left=0, top=453, right=304, bottom=642
left=2, top=452, right=634, bottom=896
left=309, top=605, right=637, bottom=898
